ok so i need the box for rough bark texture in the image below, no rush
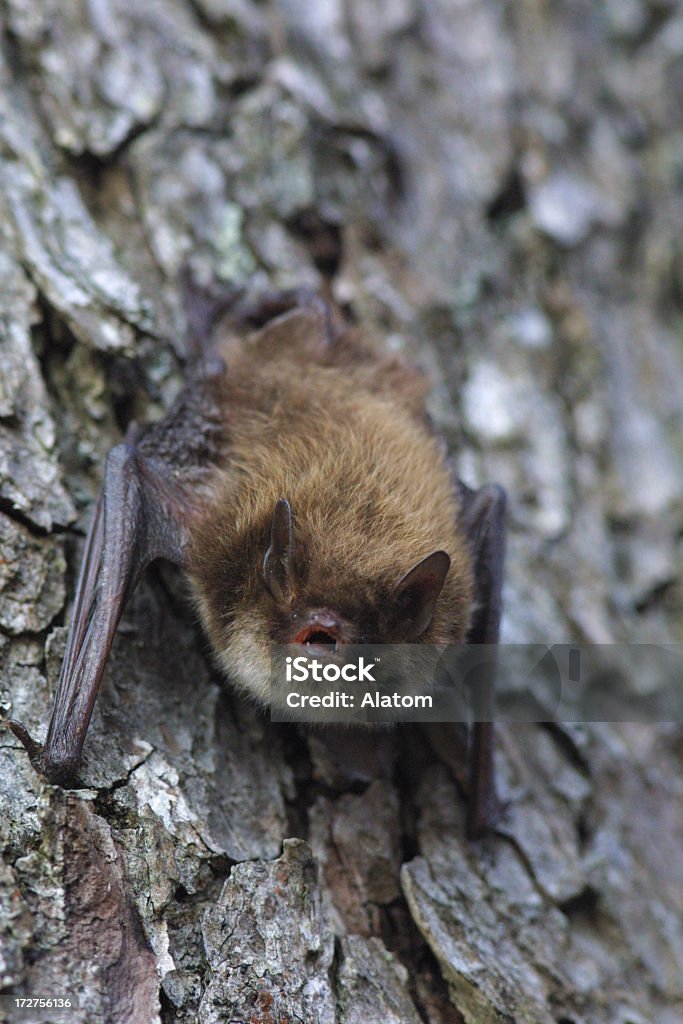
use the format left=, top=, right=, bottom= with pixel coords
left=1, top=2, right=682, bottom=1023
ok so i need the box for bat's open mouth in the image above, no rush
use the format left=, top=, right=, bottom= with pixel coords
left=294, top=625, right=339, bottom=650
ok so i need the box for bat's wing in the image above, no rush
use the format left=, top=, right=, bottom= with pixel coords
left=456, top=480, right=507, bottom=838
left=459, top=482, right=506, bottom=646
left=9, top=277, right=333, bottom=788
left=10, top=439, right=195, bottom=786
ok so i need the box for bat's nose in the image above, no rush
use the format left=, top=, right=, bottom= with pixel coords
left=292, top=610, right=345, bottom=652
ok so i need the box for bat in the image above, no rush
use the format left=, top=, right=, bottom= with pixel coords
left=10, top=283, right=506, bottom=839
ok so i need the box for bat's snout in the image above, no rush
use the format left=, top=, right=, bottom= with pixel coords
left=292, top=610, right=348, bottom=654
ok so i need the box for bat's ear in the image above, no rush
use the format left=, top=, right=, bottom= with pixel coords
left=263, top=498, right=296, bottom=604
left=382, top=550, right=451, bottom=640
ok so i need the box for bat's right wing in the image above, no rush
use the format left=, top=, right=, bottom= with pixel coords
left=9, top=279, right=336, bottom=787
left=10, top=440, right=194, bottom=786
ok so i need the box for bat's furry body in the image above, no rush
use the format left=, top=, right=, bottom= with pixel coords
left=187, top=306, right=474, bottom=702
left=10, top=290, right=505, bottom=837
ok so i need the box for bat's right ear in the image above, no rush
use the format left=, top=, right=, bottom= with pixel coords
left=263, top=499, right=296, bottom=604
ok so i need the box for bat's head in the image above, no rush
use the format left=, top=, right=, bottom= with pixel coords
left=188, top=496, right=472, bottom=706
left=261, top=499, right=452, bottom=648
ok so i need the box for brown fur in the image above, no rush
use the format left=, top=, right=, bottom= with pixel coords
left=185, top=306, right=474, bottom=703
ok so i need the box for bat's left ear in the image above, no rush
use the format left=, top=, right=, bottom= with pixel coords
left=382, top=550, right=451, bottom=640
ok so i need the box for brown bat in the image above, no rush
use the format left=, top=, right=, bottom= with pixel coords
left=10, top=285, right=506, bottom=838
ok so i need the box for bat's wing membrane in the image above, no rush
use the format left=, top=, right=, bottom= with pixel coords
left=456, top=480, right=507, bottom=838
left=9, top=278, right=328, bottom=788
left=459, top=482, right=506, bottom=646
left=10, top=442, right=191, bottom=786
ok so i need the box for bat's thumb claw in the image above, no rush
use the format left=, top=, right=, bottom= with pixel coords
left=8, top=719, right=44, bottom=769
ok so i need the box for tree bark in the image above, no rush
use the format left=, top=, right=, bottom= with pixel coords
left=1, top=1, right=682, bottom=1022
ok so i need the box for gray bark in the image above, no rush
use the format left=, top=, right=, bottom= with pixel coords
left=1, top=1, right=682, bottom=1022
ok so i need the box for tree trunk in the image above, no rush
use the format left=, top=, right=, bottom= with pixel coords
left=1, top=1, right=682, bottom=1022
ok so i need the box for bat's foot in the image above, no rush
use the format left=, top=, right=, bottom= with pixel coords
left=179, top=266, right=242, bottom=357
left=234, top=288, right=342, bottom=347
left=8, top=720, right=82, bottom=788
left=180, top=269, right=340, bottom=362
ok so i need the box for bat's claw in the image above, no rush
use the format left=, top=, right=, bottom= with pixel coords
left=8, top=720, right=82, bottom=788
left=466, top=788, right=508, bottom=840
left=8, top=719, right=45, bottom=771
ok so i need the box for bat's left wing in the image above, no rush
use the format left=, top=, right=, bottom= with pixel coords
left=456, top=480, right=507, bottom=838
left=10, top=436, right=196, bottom=785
